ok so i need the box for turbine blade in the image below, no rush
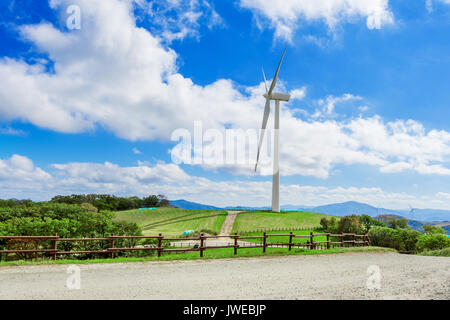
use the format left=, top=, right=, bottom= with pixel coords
left=262, top=67, right=268, bottom=93
left=255, top=98, right=271, bottom=172
left=268, top=47, right=287, bottom=96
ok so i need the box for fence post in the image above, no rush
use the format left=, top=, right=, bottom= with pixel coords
left=310, top=232, right=314, bottom=250
left=157, top=233, right=163, bottom=257
left=109, top=233, right=115, bottom=259
left=263, top=232, right=267, bottom=253
left=51, top=233, right=58, bottom=260
left=234, top=233, right=238, bottom=255
left=200, top=233, right=204, bottom=258
left=353, top=234, right=356, bottom=247
left=340, top=233, right=344, bottom=247
left=288, top=232, right=293, bottom=251
left=326, top=233, right=330, bottom=249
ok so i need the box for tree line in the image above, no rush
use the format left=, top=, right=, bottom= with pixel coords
left=0, top=194, right=172, bottom=211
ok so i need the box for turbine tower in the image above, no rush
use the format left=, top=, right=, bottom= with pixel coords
left=255, top=48, right=290, bottom=213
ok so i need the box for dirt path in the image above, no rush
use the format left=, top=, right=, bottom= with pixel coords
left=170, top=211, right=245, bottom=247
left=219, top=211, right=242, bottom=236
left=0, top=252, right=448, bottom=300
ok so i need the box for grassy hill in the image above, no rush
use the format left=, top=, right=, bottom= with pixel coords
left=114, top=207, right=228, bottom=237
left=114, top=208, right=340, bottom=238
left=232, top=211, right=338, bottom=233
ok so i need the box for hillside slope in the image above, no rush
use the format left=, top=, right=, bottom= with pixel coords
left=115, top=207, right=228, bottom=237
left=232, top=211, right=338, bottom=233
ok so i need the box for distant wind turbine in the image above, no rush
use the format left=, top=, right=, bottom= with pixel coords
left=408, top=204, right=415, bottom=219
left=255, top=48, right=290, bottom=213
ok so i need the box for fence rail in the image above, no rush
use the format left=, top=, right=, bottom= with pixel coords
left=0, top=232, right=370, bottom=261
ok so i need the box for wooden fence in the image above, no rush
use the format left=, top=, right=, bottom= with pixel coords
left=0, top=232, right=370, bottom=261
left=238, top=226, right=319, bottom=234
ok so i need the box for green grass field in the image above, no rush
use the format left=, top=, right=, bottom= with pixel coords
left=232, top=211, right=338, bottom=233
left=114, top=208, right=340, bottom=238
left=114, top=207, right=228, bottom=237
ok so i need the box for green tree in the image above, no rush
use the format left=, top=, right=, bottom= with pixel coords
left=386, top=217, right=409, bottom=229
left=143, top=195, right=159, bottom=208
left=359, top=215, right=385, bottom=233
left=337, top=215, right=362, bottom=234
left=423, top=225, right=446, bottom=235
left=416, top=234, right=450, bottom=251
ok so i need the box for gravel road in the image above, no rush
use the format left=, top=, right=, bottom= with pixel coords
left=0, top=252, right=448, bottom=300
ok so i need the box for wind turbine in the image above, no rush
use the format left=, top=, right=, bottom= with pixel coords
left=255, top=48, right=290, bottom=213
left=408, top=204, right=415, bottom=219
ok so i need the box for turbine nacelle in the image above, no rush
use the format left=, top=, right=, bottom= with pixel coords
left=263, top=92, right=291, bottom=102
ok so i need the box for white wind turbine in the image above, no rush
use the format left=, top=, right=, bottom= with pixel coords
left=255, top=48, right=290, bottom=213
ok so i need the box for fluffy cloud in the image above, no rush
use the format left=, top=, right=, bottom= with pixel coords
left=290, top=87, right=307, bottom=101
left=132, top=147, right=142, bottom=155
left=426, top=0, right=450, bottom=13
left=314, top=93, right=362, bottom=118
left=0, top=126, right=25, bottom=136
left=348, top=117, right=450, bottom=176
left=240, top=0, right=394, bottom=40
left=0, top=0, right=449, bottom=180
left=134, top=0, right=224, bottom=42
left=52, top=161, right=190, bottom=185
left=0, top=155, right=52, bottom=197
left=0, top=0, right=260, bottom=140
left=0, top=155, right=51, bottom=182
left=437, top=192, right=450, bottom=199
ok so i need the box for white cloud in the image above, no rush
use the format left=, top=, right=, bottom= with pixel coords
left=52, top=160, right=190, bottom=185
left=132, top=147, right=142, bottom=154
left=348, top=116, right=450, bottom=176
left=134, top=0, right=224, bottom=43
left=426, top=0, right=433, bottom=12
left=239, top=0, right=394, bottom=41
left=0, top=126, right=25, bottom=136
left=427, top=0, right=450, bottom=13
left=0, top=154, right=51, bottom=189
left=358, top=105, right=369, bottom=112
left=290, top=87, right=307, bottom=100
left=437, top=192, right=450, bottom=199
left=314, top=93, right=362, bottom=117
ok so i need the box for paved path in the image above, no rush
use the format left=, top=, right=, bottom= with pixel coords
left=0, top=252, right=448, bottom=299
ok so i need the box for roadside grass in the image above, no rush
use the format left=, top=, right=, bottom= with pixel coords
left=232, top=211, right=337, bottom=233
left=114, top=207, right=228, bottom=237
left=0, top=246, right=394, bottom=267
left=418, top=247, right=450, bottom=257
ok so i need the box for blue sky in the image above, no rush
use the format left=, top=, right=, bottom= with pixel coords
left=1, top=0, right=450, bottom=209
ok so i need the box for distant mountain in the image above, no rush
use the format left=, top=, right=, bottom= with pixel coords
left=280, top=204, right=308, bottom=211
left=375, top=214, right=426, bottom=232
left=310, top=201, right=450, bottom=222
left=396, top=209, right=450, bottom=222
left=311, top=201, right=400, bottom=217
left=169, top=199, right=224, bottom=210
